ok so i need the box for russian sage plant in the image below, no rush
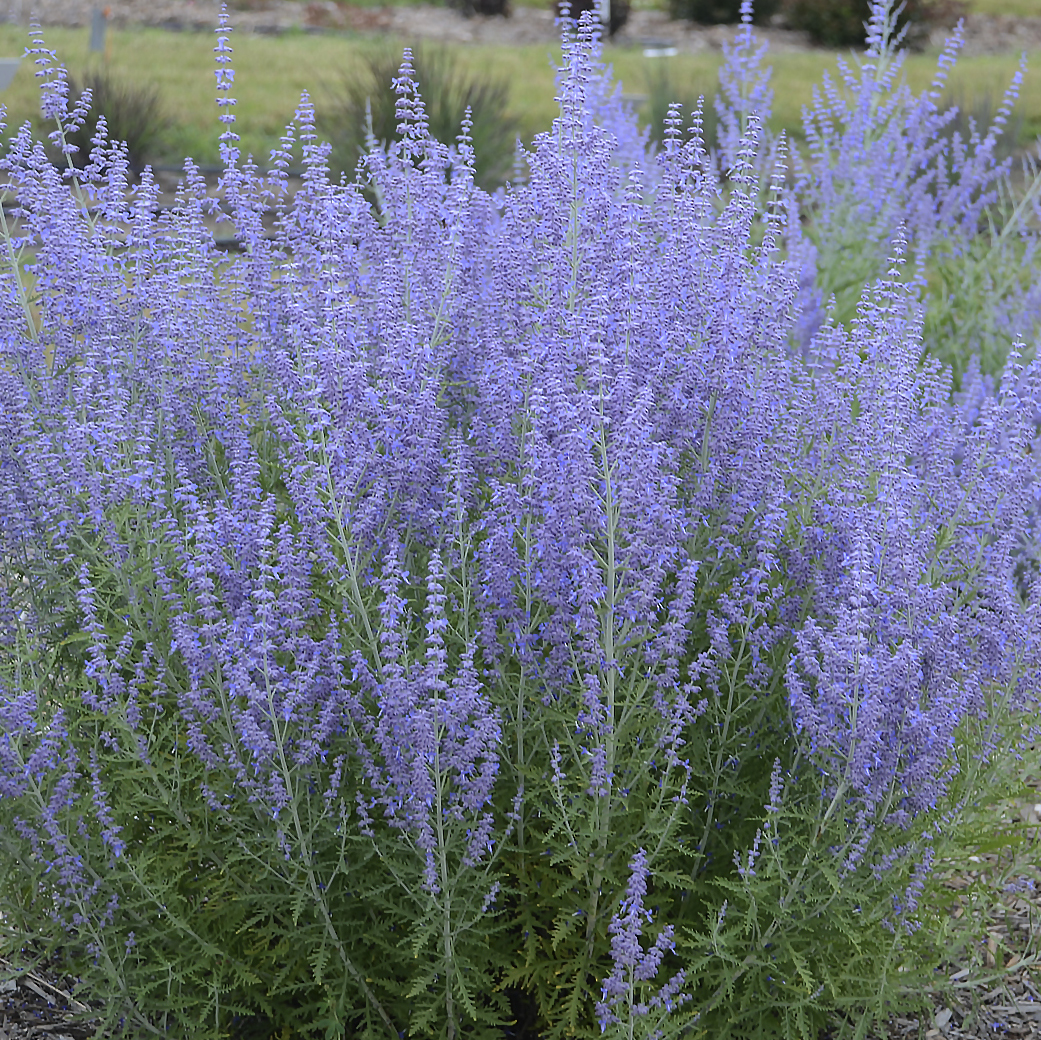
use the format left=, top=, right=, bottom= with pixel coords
left=789, top=3, right=1041, bottom=381
left=0, top=5, right=1039, bottom=1040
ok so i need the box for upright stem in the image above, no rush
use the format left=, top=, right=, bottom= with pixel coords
left=434, top=734, right=457, bottom=1040
left=583, top=429, right=620, bottom=970
left=267, top=672, right=399, bottom=1039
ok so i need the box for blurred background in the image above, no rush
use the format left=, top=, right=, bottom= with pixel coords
left=0, top=0, right=1037, bottom=192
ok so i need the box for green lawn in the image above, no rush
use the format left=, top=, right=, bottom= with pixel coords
left=0, top=13, right=1037, bottom=171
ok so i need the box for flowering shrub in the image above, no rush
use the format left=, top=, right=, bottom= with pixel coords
left=1, top=5, right=1039, bottom=1040
left=790, top=4, right=1041, bottom=381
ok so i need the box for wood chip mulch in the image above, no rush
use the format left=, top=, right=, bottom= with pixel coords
left=0, top=953, right=103, bottom=1040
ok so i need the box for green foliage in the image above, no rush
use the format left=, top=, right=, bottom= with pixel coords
left=0, top=405, right=516, bottom=1039
left=805, top=172, right=1041, bottom=389
left=806, top=205, right=894, bottom=330
left=783, top=0, right=946, bottom=50
left=2, top=308, right=1035, bottom=1040
left=0, top=509, right=337, bottom=1038
left=669, top=0, right=782, bottom=25
left=318, top=44, right=519, bottom=191
left=921, top=216, right=1040, bottom=387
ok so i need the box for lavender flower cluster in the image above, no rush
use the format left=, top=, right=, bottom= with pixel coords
left=0, top=2, right=1039, bottom=1036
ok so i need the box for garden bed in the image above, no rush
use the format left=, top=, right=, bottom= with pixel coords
left=2, top=1, right=1041, bottom=1038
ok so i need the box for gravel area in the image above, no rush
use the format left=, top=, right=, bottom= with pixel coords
left=4, top=0, right=1041, bottom=58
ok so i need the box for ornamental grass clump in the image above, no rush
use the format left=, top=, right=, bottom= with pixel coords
left=0, top=5, right=1040, bottom=1040
left=318, top=43, right=519, bottom=192
left=52, top=66, right=167, bottom=174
